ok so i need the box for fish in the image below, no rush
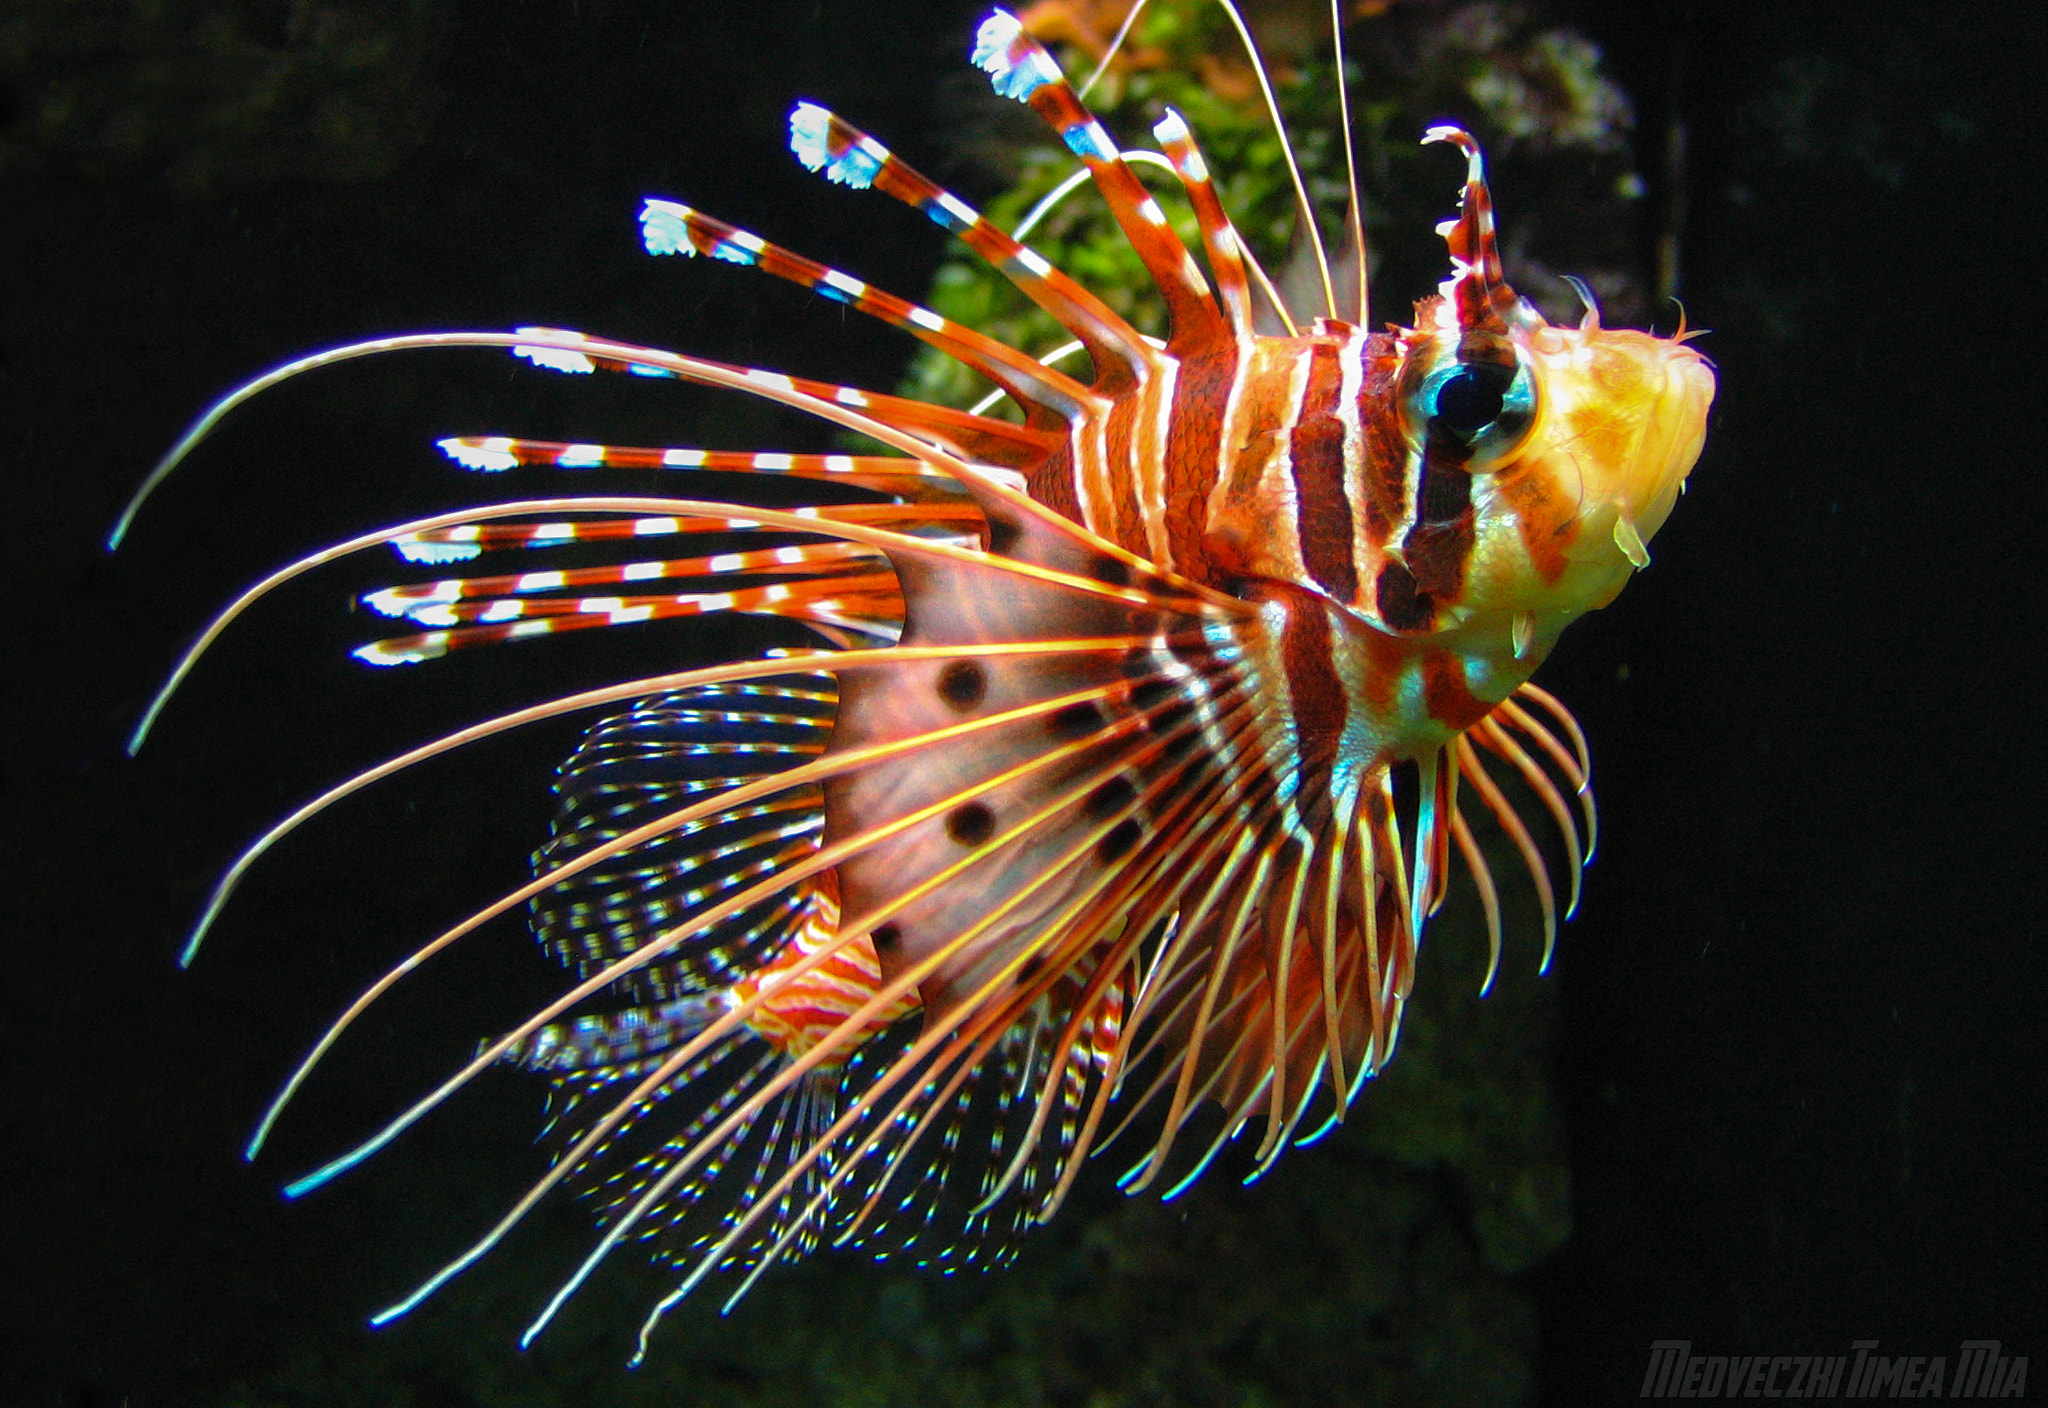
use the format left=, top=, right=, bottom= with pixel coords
left=114, top=3, right=1714, bottom=1363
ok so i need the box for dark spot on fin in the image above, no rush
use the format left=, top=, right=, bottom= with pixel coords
left=936, top=660, right=986, bottom=711
left=1097, top=818, right=1142, bottom=864
left=872, top=922, right=901, bottom=951
left=1130, top=678, right=1176, bottom=711
left=1048, top=702, right=1105, bottom=739
left=1146, top=699, right=1195, bottom=736
left=1085, top=776, right=1136, bottom=823
left=946, top=801, right=995, bottom=847
left=1089, top=555, right=1131, bottom=587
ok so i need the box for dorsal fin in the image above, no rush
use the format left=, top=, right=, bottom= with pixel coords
left=972, top=10, right=1230, bottom=355
left=640, top=200, right=1097, bottom=430
left=790, top=101, right=1158, bottom=393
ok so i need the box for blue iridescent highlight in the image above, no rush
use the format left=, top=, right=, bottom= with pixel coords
left=788, top=103, right=881, bottom=188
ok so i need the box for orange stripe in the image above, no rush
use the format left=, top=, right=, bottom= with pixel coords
left=730, top=880, right=916, bottom=1064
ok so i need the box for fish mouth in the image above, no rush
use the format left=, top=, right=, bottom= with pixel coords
left=1621, top=346, right=1716, bottom=546
left=1542, top=328, right=1716, bottom=568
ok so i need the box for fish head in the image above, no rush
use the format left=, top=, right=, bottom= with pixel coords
left=1374, top=128, right=1716, bottom=655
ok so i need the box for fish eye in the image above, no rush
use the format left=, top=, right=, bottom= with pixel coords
left=1407, top=352, right=1538, bottom=464
left=1433, top=369, right=1506, bottom=433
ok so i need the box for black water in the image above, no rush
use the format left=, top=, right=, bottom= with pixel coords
left=6, top=1, right=2041, bottom=1404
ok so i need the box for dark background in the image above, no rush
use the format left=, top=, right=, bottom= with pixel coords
left=5, top=0, right=2042, bottom=1404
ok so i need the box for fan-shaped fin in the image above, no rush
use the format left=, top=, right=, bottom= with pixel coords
left=527, top=675, right=840, bottom=996
left=489, top=672, right=929, bottom=1283
left=438, top=436, right=968, bottom=501
left=363, top=541, right=887, bottom=619
left=825, top=496, right=1250, bottom=1027
left=506, top=325, right=1061, bottom=474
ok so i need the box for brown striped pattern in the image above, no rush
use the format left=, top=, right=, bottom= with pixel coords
left=1287, top=341, right=1358, bottom=604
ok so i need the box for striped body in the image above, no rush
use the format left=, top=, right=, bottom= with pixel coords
left=1020, top=305, right=1711, bottom=763
left=725, top=881, right=915, bottom=1064
left=124, top=3, right=1712, bottom=1362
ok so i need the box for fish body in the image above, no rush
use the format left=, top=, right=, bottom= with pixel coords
left=123, top=4, right=1712, bottom=1359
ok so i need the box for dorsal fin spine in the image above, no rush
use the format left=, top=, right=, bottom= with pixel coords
left=790, top=101, right=1154, bottom=392
left=971, top=10, right=1229, bottom=355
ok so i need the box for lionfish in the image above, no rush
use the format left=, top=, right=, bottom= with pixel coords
left=116, top=3, right=1713, bottom=1362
